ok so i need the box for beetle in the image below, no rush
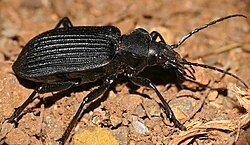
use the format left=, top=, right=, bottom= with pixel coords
left=8, top=14, right=247, bottom=145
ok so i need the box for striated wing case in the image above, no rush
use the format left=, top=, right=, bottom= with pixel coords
left=13, top=26, right=121, bottom=80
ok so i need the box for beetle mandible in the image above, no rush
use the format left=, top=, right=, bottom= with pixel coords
left=8, top=14, right=248, bottom=145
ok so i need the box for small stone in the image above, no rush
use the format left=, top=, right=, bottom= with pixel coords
left=74, top=126, right=119, bottom=145
left=144, top=117, right=162, bottom=129
left=129, top=140, right=137, bottom=145
left=122, top=118, right=129, bottom=126
left=153, top=125, right=162, bottom=134
left=5, top=128, right=31, bottom=145
left=110, top=114, right=122, bottom=127
left=111, top=126, right=129, bottom=145
left=207, top=90, right=219, bottom=101
left=169, top=97, right=198, bottom=119
left=0, top=122, right=14, bottom=139
left=133, top=105, right=146, bottom=118
left=143, top=98, right=161, bottom=117
left=131, top=115, right=149, bottom=134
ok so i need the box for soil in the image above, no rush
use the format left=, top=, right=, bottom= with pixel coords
left=0, top=0, right=250, bottom=145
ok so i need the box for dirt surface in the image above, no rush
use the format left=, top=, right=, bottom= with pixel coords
left=0, top=0, right=250, bottom=145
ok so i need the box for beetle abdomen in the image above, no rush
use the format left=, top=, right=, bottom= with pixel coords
left=13, top=26, right=121, bottom=79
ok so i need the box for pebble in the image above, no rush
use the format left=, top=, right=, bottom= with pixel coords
left=143, top=98, right=161, bottom=117
left=131, top=115, right=149, bottom=134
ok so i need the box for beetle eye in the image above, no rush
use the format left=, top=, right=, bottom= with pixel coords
left=157, top=53, right=166, bottom=64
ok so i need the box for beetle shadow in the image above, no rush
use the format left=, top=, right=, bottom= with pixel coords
left=137, top=65, right=209, bottom=91
left=125, top=65, right=184, bottom=97
left=139, top=65, right=181, bottom=85
left=34, top=80, right=104, bottom=109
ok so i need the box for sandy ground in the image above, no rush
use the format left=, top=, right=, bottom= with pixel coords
left=0, top=0, right=250, bottom=145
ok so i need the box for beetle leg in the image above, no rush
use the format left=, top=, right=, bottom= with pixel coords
left=129, top=76, right=186, bottom=131
left=7, top=90, right=37, bottom=123
left=55, top=17, right=73, bottom=28
left=7, top=82, right=75, bottom=123
left=57, top=74, right=117, bottom=145
left=150, top=31, right=166, bottom=44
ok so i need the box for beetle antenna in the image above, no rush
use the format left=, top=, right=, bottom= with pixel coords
left=170, top=14, right=247, bottom=49
left=181, top=61, right=248, bottom=88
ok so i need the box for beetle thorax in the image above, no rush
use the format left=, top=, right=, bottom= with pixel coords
left=119, top=28, right=151, bottom=75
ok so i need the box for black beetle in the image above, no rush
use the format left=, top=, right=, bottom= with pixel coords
left=8, top=14, right=247, bottom=144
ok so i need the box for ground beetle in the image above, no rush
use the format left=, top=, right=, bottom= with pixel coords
left=8, top=14, right=248, bottom=144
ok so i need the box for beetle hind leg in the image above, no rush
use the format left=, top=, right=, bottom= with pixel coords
left=7, top=90, right=37, bottom=123
left=7, top=82, right=75, bottom=124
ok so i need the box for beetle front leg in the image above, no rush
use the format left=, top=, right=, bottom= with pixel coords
left=55, top=17, right=73, bottom=28
left=129, top=76, right=186, bottom=131
left=57, top=74, right=117, bottom=145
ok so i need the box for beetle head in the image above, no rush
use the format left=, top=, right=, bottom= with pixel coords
left=148, top=42, right=195, bottom=80
left=148, top=40, right=248, bottom=88
left=146, top=14, right=248, bottom=87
